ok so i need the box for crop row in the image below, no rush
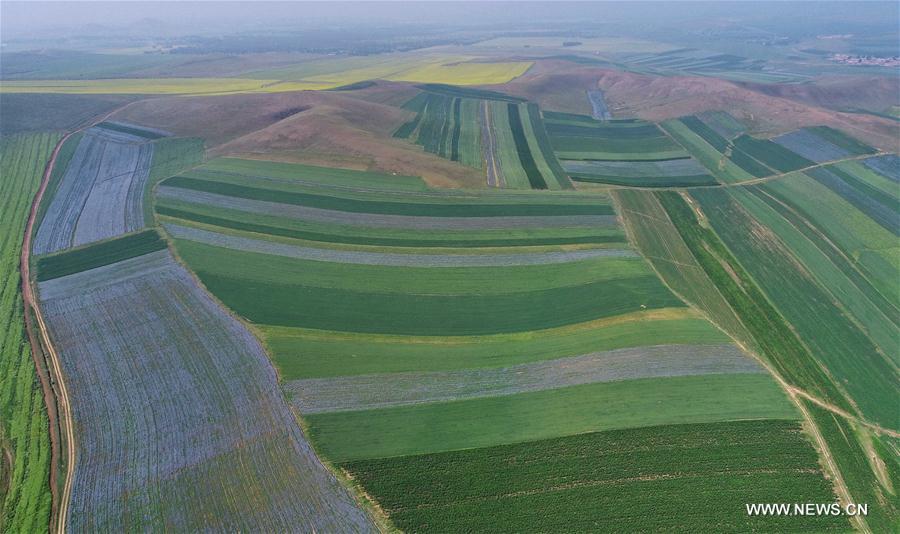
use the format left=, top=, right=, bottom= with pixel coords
left=506, top=103, right=547, bottom=189
left=262, top=308, right=727, bottom=379
left=165, top=223, right=634, bottom=267
left=307, top=373, right=797, bottom=462
left=694, top=188, right=898, bottom=427
left=36, top=229, right=167, bottom=281
left=341, top=420, right=846, bottom=532
left=655, top=191, right=852, bottom=410
left=158, top=203, right=623, bottom=248
left=287, top=343, right=761, bottom=413
left=157, top=187, right=616, bottom=231
left=160, top=175, right=612, bottom=216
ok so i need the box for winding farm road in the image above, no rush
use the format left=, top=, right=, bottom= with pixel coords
left=20, top=105, right=132, bottom=534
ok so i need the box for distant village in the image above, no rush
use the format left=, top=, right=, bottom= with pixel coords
left=829, top=53, right=900, bottom=67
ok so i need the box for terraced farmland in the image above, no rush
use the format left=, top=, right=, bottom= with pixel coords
left=394, top=89, right=570, bottom=189
left=158, top=157, right=846, bottom=531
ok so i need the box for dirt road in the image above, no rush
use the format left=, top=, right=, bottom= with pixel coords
left=20, top=104, right=133, bottom=534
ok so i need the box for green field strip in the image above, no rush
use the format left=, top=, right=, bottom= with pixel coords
left=489, top=101, right=530, bottom=189
left=262, top=308, right=727, bottom=379
left=143, top=136, right=205, bottom=223
left=456, top=99, right=483, bottom=169
left=545, top=122, right=664, bottom=139
left=507, top=103, right=547, bottom=190
left=550, top=135, right=683, bottom=154
left=307, top=373, right=798, bottom=462
left=415, top=93, right=453, bottom=157
left=692, top=188, right=899, bottom=427
left=342, top=420, right=846, bottom=533
left=157, top=204, right=625, bottom=248
left=198, top=157, right=429, bottom=192
left=728, top=147, right=775, bottom=178
left=679, top=116, right=729, bottom=152
left=555, top=150, right=692, bottom=162
left=190, top=265, right=682, bottom=335
left=804, top=402, right=898, bottom=533
left=762, top=176, right=898, bottom=302
left=180, top=168, right=608, bottom=208
left=526, top=104, right=572, bottom=189
left=518, top=105, right=560, bottom=190
left=571, top=173, right=717, bottom=187
left=183, top=165, right=608, bottom=206
left=660, top=120, right=755, bottom=183
left=612, top=190, right=753, bottom=344
left=0, top=132, right=59, bottom=532
left=162, top=176, right=614, bottom=216
left=743, top=186, right=900, bottom=354
left=449, top=97, right=462, bottom=161
left=733, top=134, right=813, bottom=173
left=174, top=237, right=642, bottom=291
left=655, top=191, right=853, bottom=413
left=36, top=229, right=167, bottom=281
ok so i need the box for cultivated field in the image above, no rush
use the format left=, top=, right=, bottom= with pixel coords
left=157, top=157, right=846, bottom=531
left=394, top=87, right=569, bottom=189
left=38, top=251, right=375, bottom=531
left=0, top=132, right=59, bottom=533
left=616, top=124, right=899, bottom=530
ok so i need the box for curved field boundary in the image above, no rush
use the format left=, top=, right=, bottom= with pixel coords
left=157, top=187, right=618, bottom=230
left=38, top=250, right=376, bottom=531
left=287, top=343, right=763, bottom=413
left=164, top=223, right=636, bottom=267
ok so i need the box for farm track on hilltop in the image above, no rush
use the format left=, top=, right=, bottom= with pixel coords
left=20, top=104, right=134, bottom=534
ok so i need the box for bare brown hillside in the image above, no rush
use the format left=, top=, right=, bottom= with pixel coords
left=112, top=89, right=483, bottom=188
left=497, top=60, right=899, bottom=150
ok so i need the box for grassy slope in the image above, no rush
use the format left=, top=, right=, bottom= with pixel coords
left=308, top=373, right=797, bottom=461
left=342, top=420, right=847, bottom=533
left=0, top=133, right=59, bottom=533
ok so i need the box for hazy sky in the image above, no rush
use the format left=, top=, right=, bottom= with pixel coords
left=3, top=1, right=897, bottom=40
